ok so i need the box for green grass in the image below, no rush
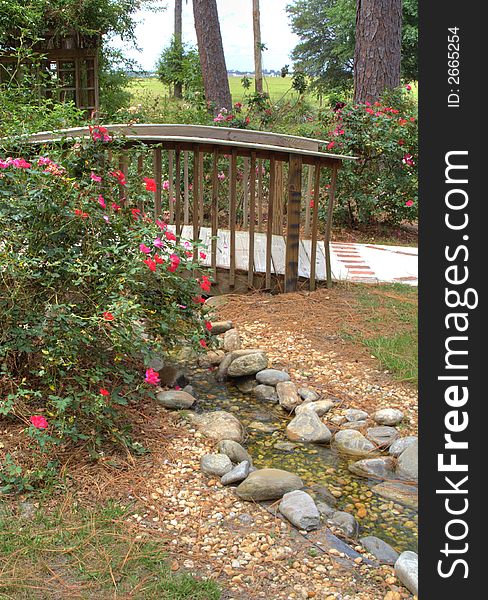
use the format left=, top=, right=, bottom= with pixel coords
left=0, top=501, right=220, bottom=599
left=346, top=283, right=418, bottom=385
left=128, top=75, right=303, bottom=104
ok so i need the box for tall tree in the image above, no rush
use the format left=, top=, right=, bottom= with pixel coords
left=353, top=0, right=402, bottom=103
left=192, top=0, right=232, bottom=112
left=174, top=0, right=183, bottom=98
left=252, top=0, right=263, bottom=93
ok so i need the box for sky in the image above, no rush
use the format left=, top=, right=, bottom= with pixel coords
left=110, top=0, right=299, bottom=73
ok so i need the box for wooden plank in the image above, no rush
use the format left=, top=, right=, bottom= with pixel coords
left=272, top=161, right=284, bottom=235
left=174, top=149, right=181, bottom=235
left=248, top=153, right=256, bottom=288
left=324, top=164, right=338, bottom=288
left=168, top=149, right=174, bottom=223
left=266, top=157, right=276, bottom=289
left=119, top=152, right=129, bottom=205
left=285, top=154, right=302, bottom=292
left=198, top=150, right=204, bottom=225
left=242, top=157, right=250, bottom=227
left=309, top=164, right=321, bottom=290
left=183, top=150, right=190, bottom=224
left=229, top=150, right=237, bottom=286
left=153, top=147, right=162, bottom=217
left=257, top=158, right=263, bottom=232
left=193, top=147, right=201, bottom=260
left=211, top=148, right=219, bottom=280
left=304, top=165, right=314, bottom=237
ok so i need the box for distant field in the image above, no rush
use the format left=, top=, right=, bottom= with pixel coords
left=128, top=75, right=302, bottom=104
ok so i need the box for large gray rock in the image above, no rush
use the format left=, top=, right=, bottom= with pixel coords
left=345, top=409, right=369, bottom=422
left=256, top=369, right=291, bottom=386
left=296, top=400, right=335, bottom=416
left=253, top=384, right=279, bottom=403
left=209, top=321, right=233, bottom=335
left=298, top=388, right=320, bottom=402
left=223, top=328, right=242, bottom=352
left=341, top=420, right=367, bottom=430
left=216, top=349, right=266, bottom=381
left=389, top=436, right=418, bottom=457
left=227, top=353, right=269, bottom=377
left=329, top=511, right=359, bottom=538
left=236, top=468, right=303, bottom=501
left=372, top=482, right=418, bottom=509
left=221, top=461, right=251, bottom=485
left=348, top=457, right=396, bottom=480
left=217, top=439, right=253, bottom=465
left=397, top=439, right=418, bottom=480
left=286, top=411, right=332, bottom=444
left=279, top=490, right=320, bottom=531
left=190, top=411, right=245, bottom=442
left=366, top=426, right=399, bottom=448
left=373, top=408, right=404, bottom=426
left=155, top=389, right=196, bottom=409
left=360, top=536, right=399, bottom=565
left=333, top=430, right=376, bottom=456
left=395, top=551, right=418, bottom=596
left=200, top=453, right=233, bottom=476
left=276, top=381, right=302, bottom=412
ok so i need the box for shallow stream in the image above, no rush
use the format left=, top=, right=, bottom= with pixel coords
left=188, top=365, right=418, bottom=554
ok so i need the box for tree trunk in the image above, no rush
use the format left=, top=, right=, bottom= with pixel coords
left=353, top=0, right=402, bottom=104
left=252, top=0, right=263, bottom=94
left=193, top=0, right=232, bottom=113
left=174, top=0, right=183, bottom=99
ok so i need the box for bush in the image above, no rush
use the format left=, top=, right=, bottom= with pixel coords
left=156, top=38, right=204, bottom=101
left=318, top=86, right=418, bottom=226
left=0, top=129, right=213, bottom=458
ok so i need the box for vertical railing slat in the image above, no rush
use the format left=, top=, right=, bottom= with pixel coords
left=168, top=149, right=174, bottom=223
left=211, top=148, right=219, bottom=281
left=248, top=152, right=256, bottom=288
left=153, top=147, right=162, bottom=218
left=229, top=150, right=237, bottom=287
left=309, top=163, right=321, bottom=291
left=193, top=146, right=201, bottom=260
left=198, top=151, right=204, bottom=225
left=304, top=165, right=314, bottom=237
left=266, top=157, right=276, bottom=289
left=242, top=157, right=250, bottom=227
left=175, top=149, right=181, bottom=235
left=257, top=158, right=263, bottom=232
left=183, top=150, right=190, bottom=224
left=284, top=154, right=302, bottom=293
left=324, top=163, right=339, bottom=288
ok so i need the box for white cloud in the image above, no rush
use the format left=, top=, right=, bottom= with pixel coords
left=110, top=0, right=299, bottom=72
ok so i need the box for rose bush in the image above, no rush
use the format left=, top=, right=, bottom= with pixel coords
left=0, top=130, right=212, bottom=459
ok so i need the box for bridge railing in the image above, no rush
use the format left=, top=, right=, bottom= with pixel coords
left=25, top=124, right=356, bottom=292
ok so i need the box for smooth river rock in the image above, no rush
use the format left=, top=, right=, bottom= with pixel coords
left=348, top=457, right=396, bottom=480
left=329, top=511, right=359, bottom=538
left=395, top=551, right=418, bottom=596
left=360, top=536, right=399, bottom=565
left=286, top=411, right=332, bottom=444
left=222, top=328, right=242, bottom=352
left=295, top=399, right=335, bottom=416
left=396, top=439, right=418, bottom=480
left=198, top=350, right=226, bottom=367
left=298, top=388, right=320, bottom=402
left=227, top=353, right=269, bottom=377
left=256, top=369, right=291, bottom=386
left=209, top=321, right=233, bottom=335
left=221, top=461, right=251, bottom=485
left=200, top=453, right=233, bottom=477
left=345, top=409, right=369, bottom=422
left=373, top=408, right=404, bottom=426
left=217, top=439, right=253, bottom=465
left=366, top=426, right=399, bottom=448
left=253, top=384, right=279, bottom=403
left=279, top=490, right=320, bottom=531
left=333, top=429, right=376, bottom=456
left=276, top=381, right=302, bottom=412
left=389, top=436, right=418, bottom=457
left=236, top=468, right=303, bottom=501
left=190, top=411, right=245, bottom=442
left=372, top=482, right=418, bottom=509
left=216, top=349, right=266, bottom=381
left=155, top=389, right=196, bottom=409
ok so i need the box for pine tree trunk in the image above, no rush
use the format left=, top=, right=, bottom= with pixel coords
left=353, top=0, right=402, bottom=104
left=174, top=0, right=183, bottom=99
left=193, top=0, right=232, bottom=113
left=252, top=0, right=263, bottom=94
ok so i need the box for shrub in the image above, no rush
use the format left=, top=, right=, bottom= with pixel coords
left=318, top=86, right=418, bottom=226
left=0, top=130, right=212, bottom=457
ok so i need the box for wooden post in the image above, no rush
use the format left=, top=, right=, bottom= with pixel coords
left=211, top=148, right=219, bottom=280
left=168, top=149, right=174, bottom=223
left=193, top=146, right=201, bottom=260
left=248, top=152, right=256, bottom=288
left=324, top=163, right=339, bottom=288
left=229, top=150, right=238, bottom=287
left=309, top=164, right=321, bottom=291
left=183, top=151, right=190, bottom=224
left=285, top=154, right=302, bottom=293
left=266, top=157, right=276, bottom=289
left=153, top=148, right=162, bottom=217
left=175, top=149, right=181, bottom=235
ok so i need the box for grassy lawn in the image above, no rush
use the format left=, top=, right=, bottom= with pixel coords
left=0, top=500, right=220, bottom=600
left=344, top=283, right=418, bottom=385
left=128, top=75, right=303, bottom=104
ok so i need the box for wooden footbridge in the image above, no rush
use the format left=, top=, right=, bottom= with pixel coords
left=26, top=124, right=356, bottom=293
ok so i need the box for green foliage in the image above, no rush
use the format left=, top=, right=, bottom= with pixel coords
left=319, top=87, right=418, bottom=226
left=0, top=130, right=212, bottom=457
left=287, top=0, right=418, bottom=92
left=156, top=37, right=204, bottom=100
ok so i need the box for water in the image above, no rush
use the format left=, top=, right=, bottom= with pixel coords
left=188, top=365, right=418, bottom=554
